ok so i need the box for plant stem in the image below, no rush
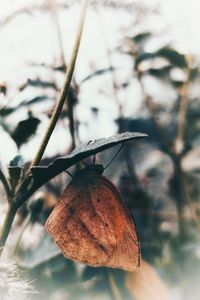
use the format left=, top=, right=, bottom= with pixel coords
left=13, top=214, right=31, bottom=256
left=0, top=204, right=18, bottom=256
left=31, top=0, right=89, bottom=167
left=0, top=0, right=89, bottom=256
left=175, top=62, right=190, bottom=155
left=108, top=271, right=122, bottom=300
left=0, top=168, right=12, bottom=203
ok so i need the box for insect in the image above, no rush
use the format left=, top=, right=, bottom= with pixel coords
left=45, top=164, right=140, bottom=272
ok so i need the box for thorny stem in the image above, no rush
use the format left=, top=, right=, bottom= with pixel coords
left=0, top=0, right=89, bottom=254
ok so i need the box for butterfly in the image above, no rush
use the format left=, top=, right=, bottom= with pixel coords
left=45, top=164, right=140, bottom=271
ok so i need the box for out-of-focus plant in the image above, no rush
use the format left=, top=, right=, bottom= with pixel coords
left=117, top=29, right=200, bottom=298
left=0, top=1, right=147, bottom=299
left=0, top=1, right=200, bottom=300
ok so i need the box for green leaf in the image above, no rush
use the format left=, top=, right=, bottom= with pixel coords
left=135, top=47, right=187, bottom=70
left=8, top=155, right=24, bottom=191
left=0, top=107, right=15, bottom=117
left=9, top=155, right=24, bottom=167
left=81, top=67, right=115, bottom=84
left=11, top=114, right=40, bottom=147
left=132, top=32, right=151, bottom=44
left=147, top=65, right=172, bottom=78
left=156, top=47, right=187, bottom=68
left=27, top=132, right=148, bottom=198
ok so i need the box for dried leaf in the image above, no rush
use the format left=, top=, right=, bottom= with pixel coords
left=125, top=259, right=170, bottom=300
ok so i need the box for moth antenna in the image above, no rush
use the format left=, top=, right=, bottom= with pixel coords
left=104, top=143, right=124, bottom=170
left=64, top=170, right=73, bottom=177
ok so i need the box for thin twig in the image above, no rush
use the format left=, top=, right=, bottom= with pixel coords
left=0, top=204, right=18, bottom=256
left=108, top=272, right=122, bottom=300
left=31, top=0, right=89, bottom=167
left=49, top=0, right=67, bottom=70
left=0, top=169, right=12, bottom=203
left=175, top=57, right=191, bottom=155
left=49, top=0, right=77, bottom=149
left=13, top=214, right=31, bottom=256
left=0, top=0, right=89, bottom=255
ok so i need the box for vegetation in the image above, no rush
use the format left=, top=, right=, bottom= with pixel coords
left=0, top=1, right=199, bottom=299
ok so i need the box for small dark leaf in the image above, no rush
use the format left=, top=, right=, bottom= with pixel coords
left=0, top=107, right=15, bottom=117
left=156, top=47, right=187, bottom=68
left=25, top=95, right=49, bottom=105
left=19, top=78, right=59, bottom=92
left=30, top=132, right=147, bottom=192
left=171, top=80, right=185, bottom=88
left=132, top=32, right=151, bottom=44
left=9, top=155, right=24, bottom=167
left=0, top=83, right=7, bottom=95
left=0, top=97, right=49, bottom=117
left=189, top=67, right=199, bottom=81
left=135, top=47, right=187, bottom=70
left=11, top=113, right=40, bottom=147
left=81, top=67, right=115, bottom=84
left=8, top=155, right=24, bottom=191
left=147, top=66, right=172, bottom=78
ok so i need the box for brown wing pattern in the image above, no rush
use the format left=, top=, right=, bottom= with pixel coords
left=45, top=178, right=117, bottom=265
left=45, top=171, right=140, bottom=271
left=97, top=176, right=140, bottom=271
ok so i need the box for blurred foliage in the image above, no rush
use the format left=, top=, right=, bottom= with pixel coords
left=0, top=1, right=200, bottom=300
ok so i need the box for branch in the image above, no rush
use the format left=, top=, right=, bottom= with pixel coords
left=175, top=59, right=191, bottom=155
left=31, top=0, right=89, bottom=167
left=0, top=169, right=12, bottom=203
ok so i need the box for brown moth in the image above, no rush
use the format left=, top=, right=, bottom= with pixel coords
left=45, top=164, right=140, bottom=271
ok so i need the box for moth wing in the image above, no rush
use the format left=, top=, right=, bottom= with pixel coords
left=99, top=176, right=140, bottom=272
left=45, top=179, right=117, bottom=266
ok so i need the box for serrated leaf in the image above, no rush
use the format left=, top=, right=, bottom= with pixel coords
left=29, top=132, right=147, bottom=194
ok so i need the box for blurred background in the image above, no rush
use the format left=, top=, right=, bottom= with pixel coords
left=0, top=0, right=200, bottom=299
